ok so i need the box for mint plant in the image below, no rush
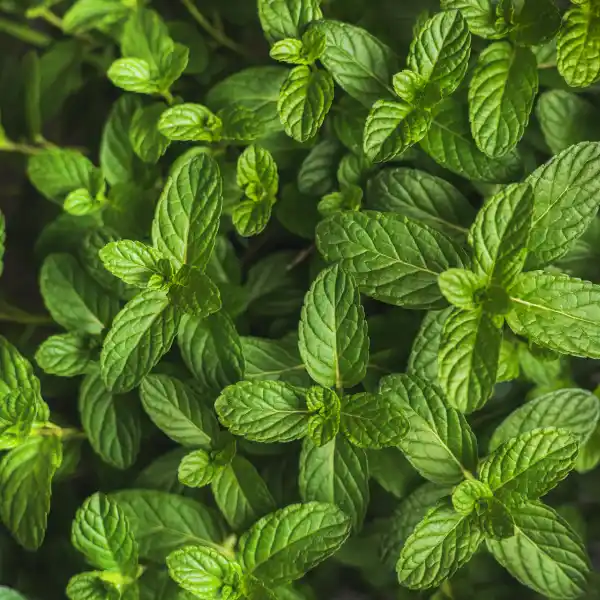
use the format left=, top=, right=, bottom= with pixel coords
left=3, top=0, right=600, bottom=598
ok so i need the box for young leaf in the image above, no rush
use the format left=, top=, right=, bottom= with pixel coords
left=152, top=152, right=223, bottom=271
left=316, top=211, right=467, bottom=309
left=0, top=336, right=42, bottom=404
left=440, top=0, right=499, bottom=38
left=397, top=502, right=483, bottom=589
left=278, top=66, right=334, bottom=142
left=35, top=333, right=92, bottom=377
left=129, top=102, right=171, bottom=164
left=479, top=427, right=579, bottom=504
left=507, top=271, right=600, bottom=359
left=438, top=308, right=503, bottom=413
left=299, top=437, right=369, bottom=531
left=215, top=380, right=309, bottom=443
left=298, top=264, right=369, bottom=389
left=237, top=144, right=279, bottom=201
left=168, top=267, right=222, bottom=319
left=438, top=268, right=485, bottom=310
left=167, top=545, right=243, bottom=600
left=258, top=0, right=323, bottom=43
left=239, top=502, right=352, bottom=586
left=140, top=375, right=219, bottom=448
left=211, top=455, right=276, bottom=532
left=379, top=373, right=478, bottom=484
left=340, top=392, right=409, bottom=449
left=66, top=572, right=119, bottom=600
left=100, top=290, right=180, bottom=393
left=366, top=167, right=474, bottom=239
left=107, top=58, right=160, bottom=95
left=306, top=387, right=340, bottom=447
left=72, top=493, right=138, bottom=575
left=487, top=501, right=590, bottom=599
left=99, top=241, right=166, bottom=288
left=157, top=104, right=222, bottom=142
left=0, top=390, right=37, bottom=449
left=468, top=42, right=538, bottom=158
left=63, top=0, right=130, bottom=34
left=232, top=200, right=273, bottom=237
left=468, top=182, right=534, bottom=287
left=79, top=369, right=141, bottom=470
left=489, top=388, right=600, bottom=452
left=0, top=436, right=62, bottom=550
left=452, top=479, right=493, bottom=515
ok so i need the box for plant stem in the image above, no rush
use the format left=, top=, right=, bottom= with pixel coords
left=0, top=142, right=43, bottom=155
left=0, top=16, right=52, bottom=47
left=161, top=89, right=175, bottom=105
left=32, top=8, right=64, bottom=32
left=180, top=0, right=246, bottom=56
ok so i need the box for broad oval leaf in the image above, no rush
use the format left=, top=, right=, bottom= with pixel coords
left=316, top=211, right=467, bottom=309
left=130, top=102, right=171, bottom=163
left=35, top=332, right=92, bottom=378
left=298, top=264, right=369, bottom=389
left=468, top=42, right=538, bottom=158
left=258, top=0, right=323, bottom=43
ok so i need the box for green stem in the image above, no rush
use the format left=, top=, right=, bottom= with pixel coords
left=0, top=16, right=52, bottom=47
left=0, top=141, right=43, bottom=155
left=160, top=89, right=175, bottom=105
left=180, top=0, right=246, bottom=56
left=29, top=7, right=64, bottom=31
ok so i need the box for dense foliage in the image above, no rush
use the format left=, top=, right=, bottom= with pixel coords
left=2, top=0, right=600, bottom=598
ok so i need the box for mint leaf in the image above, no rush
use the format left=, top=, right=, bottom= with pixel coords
left=440, top=0, right=499, bottom=38
left=63, top=0, right=130, bottom=34
left=340, top=392, right=409, bottom=449
left=152, top=152, right=222, bottom=271
left=258, top=0, right=323, bottom=43
left=311, top=21, right=398, bottom=107
left=468, top=182, right=533, bottom=287
left=100, top=290, right=180, bottom=393
left=397, top=502, right=483, bottom=590
left=507, top=271, right=600, bottom=359
left=239, top=502, right=351, bottom=586
left=66, top=573, right=119, bottom=600
left=278, top=66, right=334, bottom=142
left=490, top=388, right=600, bottom=452
left=0, top=390, right=38, bottom=449
left=111, top=490, right=227, bottom=562
left=379, top=373, right=478, bottom=484
left=35, top=333, right=92, bottom=377
left=40, top=253, right=119, bottom=336
left=366, top=167, right=475, bottom=239
left=72, top=493, right=138, bottom=575
left=168, top=267, right=222, bottom=319
left=306, top=387, right=340, bottom=447
left=298, top=264, right=369, bottom=389
left=158, top=104, right=222, bottom=142
left=452, top=479, right=493, bottom=515
left=525, top=142, right=600, bottom=269
left=438, top=268, right=485, bottom=310
left=129, top=102, right=171, bottom=164
left=79, top=368, right=141, bottom=470
left=99, top=240, right=166, bottom=288
left=232, top=200, right=273, bottom=237
left=238, top=144, right=279, bottom=201
left=487, top=501, right=590, bottom=599
left=215, top=381, right=309, bottom=443
left=316, top=211, right=467, bottom=309
left=479, top=427, right=579, bottom=504
left=211, top=455, right=276, bottom=532
left=468, top=42, right=538, bottom=158
left=178, top=313, right=244, bottom=395
left=0, top=336, right=42, bottom=405
left=140, top=375, right=219, bottom=448
left=167, top=545, right=243, bottom=600
left=0, top=436, right=62, bottom=550
left=107, top=59, right=160, bottom=95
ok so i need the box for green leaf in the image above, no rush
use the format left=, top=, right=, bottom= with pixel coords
left=490, top=388, right=600, bottom=452
left=0, top=435, right=62, bottom=550
left=99, top=240, right=166, bottom=288
left=277, top=66, right=334, bottom=143
left=211, top=455, right=276, bottom=532
left=487, top=501, right=590, bottom=599
left=0, top=390, right=37, bottom=449
left=258, top=0, right=323, bottom=43
left=129, top=102, right=171, bottom=164
left=557, top=4, right=600, bottom=88
left=366, top=167, right=474, bottom=239
left=167, top=545, right=243, bottom=600
left=168, top=267, right=222, bottom=319
left=107, top=58, right=160, bottom=95
left=79, top=368, right=141, bottom=470
left=316, top=211, right=467, bottom=309
left=111, top=490, right=227, bottom=562
left=440, top=0, right=499, bottom=38
left=363, top=100, right=431, bottom=163
left=66, top=572, right=119, bottom=600
left=0, top=587, right=28, bottom=600
left=524, top=142, right=600, bottom=269
left=397, top=502, right=483, bottom=590
left=232, top=200, right=273, bottom=237
left=238, top=144, right=279, bottom=201
left=468, top=182, right=534, bottom=287
left=239, top=502, right=351, bottom=586
left=438, top=268, right=485, bottom=310
left=178, top=312, right=244, bottom=395
left=140, top=374, right=219, bottom=448
left=35, top=332, right=92, bottom=377
left=468, top=42, right=538, bottom=158
left=72, top=493, right=138, bottom=575
left=420, top=98, right=522, bottom=183
left=40, top=253, right=119, bottom=336
left=100, top=289, right=180, bottom=393
left=157, top=104, right=222, bottom=142
left=508, top=0, right=561, bottom=46
left=271, top=30, right=325, bottom=65
left=63, top=0, right=130, bottom=33
left=28, top=148, right=104, bottom=205
left=64, top=189, right=101, bottom=217
left=152, top=152, right=222, bottom=271
left=0, top=336, right=42, bottom=405
left=407, top=10, right=471, bottom=102
left=299, top=436, right=369, bottom=531
left=298, top=264, right=369, bottom=389
left=306, top=387, right=340, bottom=447
left=340, top=392, right=409, bottom=449
left=507, top=271, right=600, bottom=359
left=310, top=20, right=398, bottom=107
left=215, top=380, right=309, bottom=443
left=479, top=427, right=579, bottom=504
left=536, top=90, right=600, bottom=155
left=379, top=373, right=478, bottom=484
left=179, top=442, right=235, bottom=488
left=452, top=479, right=493, bottom=515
